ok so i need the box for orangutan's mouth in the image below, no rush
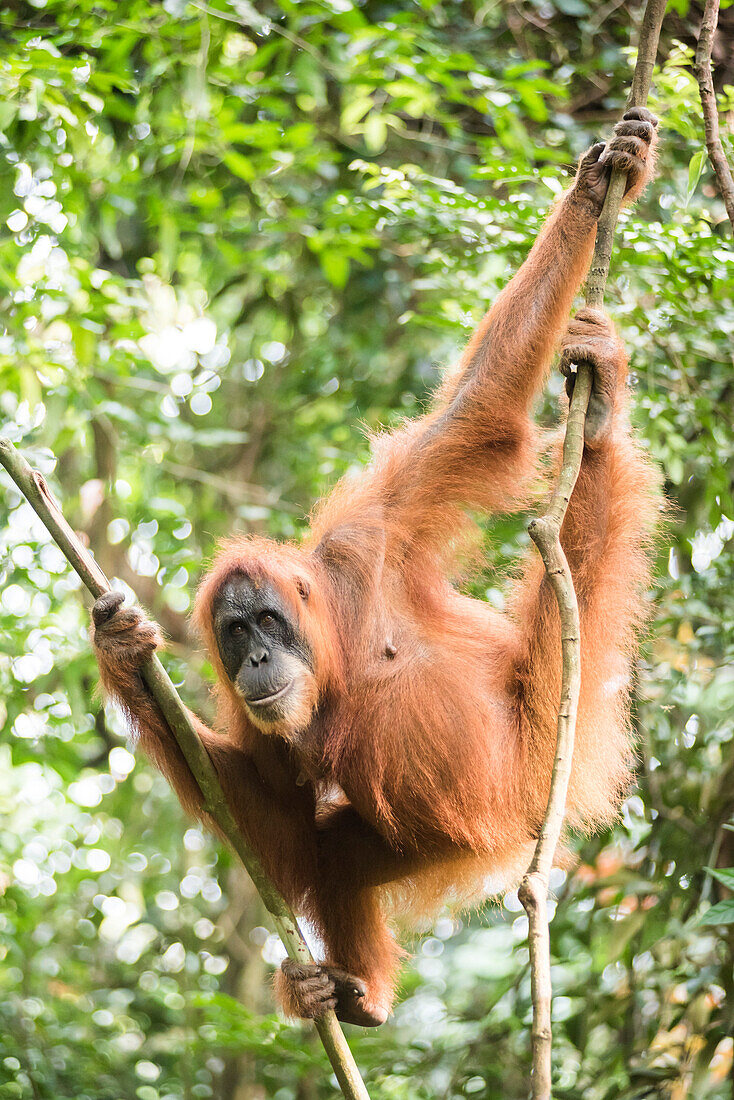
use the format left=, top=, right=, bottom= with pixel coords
left=245, top=681, right=294, bottom=707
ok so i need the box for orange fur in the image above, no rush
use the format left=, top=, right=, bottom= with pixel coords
left=92, top=127, right=661, bottom=1024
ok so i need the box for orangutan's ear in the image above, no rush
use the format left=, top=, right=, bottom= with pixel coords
left=295, top=577, right=310, bottom=601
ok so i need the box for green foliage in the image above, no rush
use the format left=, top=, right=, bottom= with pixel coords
left=0, top=1, right=733, bottom=1098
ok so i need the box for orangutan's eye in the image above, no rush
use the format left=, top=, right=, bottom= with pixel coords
left=257, top=612, right=276, bottom=629
left=229, top=621, right=246, bottom=637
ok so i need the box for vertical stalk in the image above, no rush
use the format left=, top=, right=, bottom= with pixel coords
left=693, top=0, right=734, bottom=232
left=518, top=1, right=667, bottom=1095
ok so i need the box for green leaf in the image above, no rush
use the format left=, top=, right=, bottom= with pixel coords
left=229, top=0, right=269, bottom=31
left=320, top=251, right=349, bottom=288
left=0, top=101, right=17, bottom=131
left=363, top=112, right=388, bottom=152
left=341, top=96, right=373, bottom=131
left=698, top=899, right=734, bottom=925
left=19, top=364, right=42, bottom=409
left=222, top=150, right=256, bottom=182
left=706, top=866, right=734, bottom=890
left=686, top=148, right=705, bottom=203
left=72, top=326, right=96, bottom=368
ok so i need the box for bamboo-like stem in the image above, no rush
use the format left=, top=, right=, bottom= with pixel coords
left=0, top=437, right=370, bottom=1100
left=693, top=0, right=734, bottom=233
left=518, top=2, right=667, bottom=1096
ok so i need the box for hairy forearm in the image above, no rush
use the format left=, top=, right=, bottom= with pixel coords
left=456, top=189, right=599, bottom=415
left=559, top=396, right=646, bottom=599
left=559, top=442, right=614, bottom=584
left=96, top=653, right=208, bottom=814
left=511, top=408, right=654, bottom=678
left=96, top=654, right=318, bottom=891
left=454, top=109, right=658, bottom=420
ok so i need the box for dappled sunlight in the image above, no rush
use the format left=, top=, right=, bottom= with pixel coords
left=0, top=1, right=732, bottom=1097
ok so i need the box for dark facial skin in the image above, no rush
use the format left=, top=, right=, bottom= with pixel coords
left=212, top=575, right=313, bottom=716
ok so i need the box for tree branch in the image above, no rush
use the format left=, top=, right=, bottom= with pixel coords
left=518, top=2, right=667, bottom=1096
left=693, top=0, right=734, bottom=233
left=0, top=437, right=370, bottom=1100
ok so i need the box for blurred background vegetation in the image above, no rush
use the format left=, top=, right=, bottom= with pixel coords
left=0, top=0, right=733, bottom=1097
